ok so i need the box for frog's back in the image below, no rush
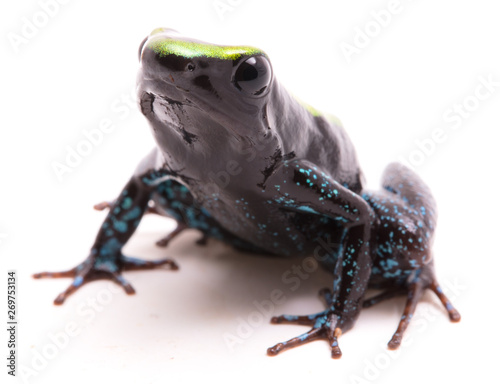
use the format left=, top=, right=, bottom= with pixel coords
left=268, top=82, right=363, bottom=193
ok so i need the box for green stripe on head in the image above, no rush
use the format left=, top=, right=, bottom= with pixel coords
left=291, top=94, right=323, bottom=117
left=290, top=93, right=342, bottom=124
left=147, top=39, right=265, bottom=60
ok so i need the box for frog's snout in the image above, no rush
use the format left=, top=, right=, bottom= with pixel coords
left=149, top=27, right=179, bottom=37
left=138, top=36, right=148, bottom=61
left=138, top=28, right=179, bottom=62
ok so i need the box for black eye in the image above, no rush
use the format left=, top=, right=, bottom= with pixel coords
left=187, top=63, right=195, bottom=71
left=233, top=56, right=271, bottom=96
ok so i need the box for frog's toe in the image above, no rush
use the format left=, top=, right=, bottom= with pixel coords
left=52, top=270, right=136, bottom=305
left=269, top=310, right=344, bottom=358
left=54, top=281, right=80, bottom=305
left=34, top=254, right=177, bottom=305
left=270, top=313, right=320, bottom=326
left=267, top=327, right=325, bottom=355
left=429, top=282, right=461, bottom=322
left=270, top=288, right=341, bottom=327
left=268, top=317, right=343, bottom=358
left=268, top=288, right=353, bottom=357
left=33, top=268, right=78, bottom=279
left=120, top=255, right=179, bottom=271
left=93, top=200, right=113, bottom=211
left=155, top=223, right=188, bottom=247
left=110, top=272, right=136, bottom=295
left=383, top=278, right=461, bottom=350
left=271, top=314, right=311, bottom=326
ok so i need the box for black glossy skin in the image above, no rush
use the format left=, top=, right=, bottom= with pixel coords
left=34, top=29, right=460, bottom=358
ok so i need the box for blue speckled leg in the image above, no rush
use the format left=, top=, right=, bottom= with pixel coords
left=268, top=224, right=373, bottom=359
left=362, top=163, right=461, bottom=349
left=264, top=160, right=376, bottom=358
left=94, top=198, right=201, bottom=248
left=34, top=173, right=178, bottom=305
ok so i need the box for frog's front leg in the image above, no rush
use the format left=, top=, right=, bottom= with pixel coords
left=33, top=173, right=178, bottom=305
left=93, top=199, right=192, bottom=248
left=265, top=160, right=374, bottom=358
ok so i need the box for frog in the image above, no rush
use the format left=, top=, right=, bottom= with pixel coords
left=34, top=28, right=460, bottom=358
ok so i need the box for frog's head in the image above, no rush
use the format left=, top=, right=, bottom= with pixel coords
left=138, top=28, right=274, bottom=142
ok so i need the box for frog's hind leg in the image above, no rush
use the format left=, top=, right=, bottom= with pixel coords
left=367, top=162, right=460, bottom=349
left=381, top=162, right=438, bottom=236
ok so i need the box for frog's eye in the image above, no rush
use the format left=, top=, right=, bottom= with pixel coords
left=233, top=55, right=271, bottom=96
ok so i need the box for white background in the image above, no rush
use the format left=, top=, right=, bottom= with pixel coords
left=1, top=0, right=498, bottom=383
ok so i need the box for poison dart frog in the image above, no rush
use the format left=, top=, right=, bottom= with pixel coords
left=35, top=28, right=460, bottom=358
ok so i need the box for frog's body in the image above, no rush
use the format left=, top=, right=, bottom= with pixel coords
left=35, top=29, right=460, bottom=357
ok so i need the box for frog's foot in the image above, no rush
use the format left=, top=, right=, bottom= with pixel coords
left=268, top=289, right=350, bottom=358
left=33, top=255, right=178, bottom=305
left=364, top=279, right=461, bottom=350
